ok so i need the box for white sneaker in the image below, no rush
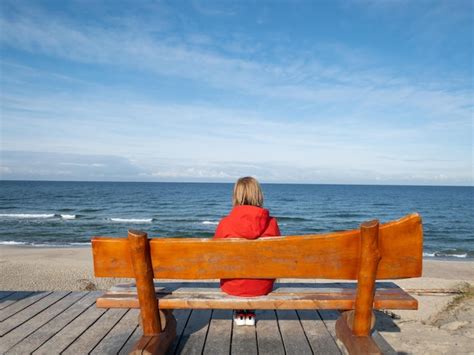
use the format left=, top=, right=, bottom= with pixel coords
left=245, top=311, right=256, bottom=326
left=234, top=311, right=246, bottom=326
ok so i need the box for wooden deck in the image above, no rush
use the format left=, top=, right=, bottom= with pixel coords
left=0, top=290, right=393, bottom=354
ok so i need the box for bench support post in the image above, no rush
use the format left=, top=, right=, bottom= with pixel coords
left=128, top=230, right=176, bottom=355
left=128, top=230, right=162, bottom=335
left=336, top=220, right=382, bottom=354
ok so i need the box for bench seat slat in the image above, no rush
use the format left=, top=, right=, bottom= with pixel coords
left=96, top=283, right=417, bottom=310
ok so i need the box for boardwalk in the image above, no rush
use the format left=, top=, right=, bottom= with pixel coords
left=0, top=290, right=351, bottom=354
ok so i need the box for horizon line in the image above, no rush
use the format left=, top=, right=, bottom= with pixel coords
left=1, top=179, right=472, bottom=188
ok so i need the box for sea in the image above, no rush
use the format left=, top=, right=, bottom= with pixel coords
left=0, top=181, right=472, bottom=259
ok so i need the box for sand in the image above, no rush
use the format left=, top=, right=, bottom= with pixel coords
left=1, top=245, right=473, bottom=354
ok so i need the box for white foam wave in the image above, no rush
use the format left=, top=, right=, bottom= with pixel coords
left=60, top=214, right=76, bottom=220
left=424, top=252, right=468, bottom=258
left=202, top=221, right=218, bottom=225
left=0, top=213, right=55, bottom=219
left=69, top=242, right=92, bottom=246
left=451, top=253, right=467, bottom=258
left=110, top=218, right=153, bottom=223
left=0, top=241, right=27, bottom=245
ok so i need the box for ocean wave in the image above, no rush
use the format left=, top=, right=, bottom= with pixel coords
left=0, top=213, right=55, bottom=219
left=109, top=218, right=153, bottom=223
left=202, top=221, right=219, bottom=225
left=60, top=214, right=76, bottom=220
left=0, top=241, right=28, bottom=245
left=423, top=251, right=469, bottom=258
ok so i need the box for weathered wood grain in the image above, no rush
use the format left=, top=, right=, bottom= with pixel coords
left=62, top=308, right=128, bottom=354
left=91, top=308, right=140, bottom=355
left=276, top=310, right=312, bottom=355
left=0, top=291, right=34, bottom=310
left=168, top=309, right=192, bottom=354
left=33, top=294, right=106, bottom=354
left=175, top=309, right=212, bottom=355
left=372, top=330, right=397, bottom=354
left=319, top=310, right=345, bottom=353
left=118, top=325, right=142, bottom=355
left=202, top=309, right=232, bottom=354
left=0, top=291, right=69, bottom=336
left=255, top=310, right=285, bottom=355
left=297, top=309, right=341, bottom=354
left=231, top=318, right=258, bottom=355
left=93, top=213, right=422, bottom=280
left=0, top=292, right=84, bottom=354
left=131, top=311, right=176, bottom=355
left=6, top=292, right=98, bottom=354
left=0, top=292, right=52, bottom=322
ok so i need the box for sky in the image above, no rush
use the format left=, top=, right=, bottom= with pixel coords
left=0, top=0, right=472, bottom=185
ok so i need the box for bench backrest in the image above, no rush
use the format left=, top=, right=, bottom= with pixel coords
left=92, top=213, right=422, bottom=281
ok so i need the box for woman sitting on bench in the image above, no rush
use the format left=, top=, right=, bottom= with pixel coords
left=213, top=176, right=281, bottom=326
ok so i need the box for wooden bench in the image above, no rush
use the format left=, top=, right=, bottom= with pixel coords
left=92, top=213, right=423, bottom=354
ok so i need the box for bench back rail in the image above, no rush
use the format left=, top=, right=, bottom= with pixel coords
left=92, top=213, right=422, bottom=280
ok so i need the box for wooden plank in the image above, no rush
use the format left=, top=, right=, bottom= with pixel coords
left=231, top=316, right=258, bottom=355
left=97, top=287, right=418, bottom=310
left=203, top=309, right=232, bottom=354
left=276, top=310, right=312, bottom=355
left=175, top=309, right=212, bottom=355
left=132, top=311, right=176, bottom=355
left=319, top=310, right=346, bottom=353
left=0, top=292, right=84, bottom=354
left=0, top=291, right=34, bottom=310
left=372, top=330, right=397, bottom=354
left=92, top=213, right=422, bottom=280
left=168, top=309, right=192, bottom=354
left=33, top=298, right=107, bottom=354
left=0, top=292, right=51, bottom=322
left=255, top=310, right=285, bottom=355
left=297, top=309, right=341, bottom=354
left=0, top=291, right=69, bottom=336
left=6, top=292, right=98, bottom=354
left=91, top=308, right=140, bottom=355
left=62, top=308, right=128, bottom=354
left=117, top=325, right=142, bottom=355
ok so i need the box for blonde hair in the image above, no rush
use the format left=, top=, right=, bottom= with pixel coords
left=232, top=176, right=264, bottom=207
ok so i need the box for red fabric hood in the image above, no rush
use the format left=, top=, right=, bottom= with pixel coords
left=225, top=205, right=272, bottom=239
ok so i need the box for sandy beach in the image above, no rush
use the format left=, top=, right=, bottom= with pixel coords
left=1, top=245, right=473, bottom=354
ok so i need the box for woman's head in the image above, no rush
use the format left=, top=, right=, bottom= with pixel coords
left=233, top=176, right=264, bottom=207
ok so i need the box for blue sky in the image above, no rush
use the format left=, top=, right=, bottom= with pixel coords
left=0, top=0, right=472, bottom=185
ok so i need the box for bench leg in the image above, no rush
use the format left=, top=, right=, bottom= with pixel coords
left=336, top=311, right=381, bottom=355
left=131, top=310, right=177, bottom=355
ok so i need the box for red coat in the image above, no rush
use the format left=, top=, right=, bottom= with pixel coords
left=213, top=205, right=281, bottom=296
